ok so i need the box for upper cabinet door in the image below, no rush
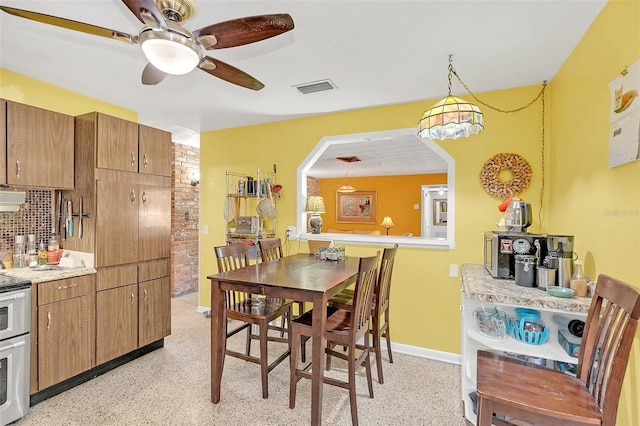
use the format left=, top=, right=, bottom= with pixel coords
left=96, top=113, right=139, bottom=173
left=139, top=124, right=172, bottom=177
left=0, top=100, right=6, bottom=186
left=96, top=181, right=139, bottom=267
left=138, top=185, right=171, bottom=262
left=6, top=101, right=74, bottom=189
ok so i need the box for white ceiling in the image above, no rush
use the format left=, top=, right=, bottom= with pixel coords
left=0, top=0, right=606, bottom=177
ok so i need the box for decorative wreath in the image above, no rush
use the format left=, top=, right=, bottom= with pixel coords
left=480, top=152, right=532, bottom=198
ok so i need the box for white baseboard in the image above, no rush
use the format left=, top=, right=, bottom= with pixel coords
left=389, top=340, right=461, bottom=365
left=197, top=302, right=461, bottom=365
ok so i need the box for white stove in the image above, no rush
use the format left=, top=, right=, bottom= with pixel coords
left=0, top=274, right=32, bottom=426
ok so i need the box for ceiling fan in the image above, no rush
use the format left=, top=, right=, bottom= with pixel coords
left=0, top=0, right=294, bottom=90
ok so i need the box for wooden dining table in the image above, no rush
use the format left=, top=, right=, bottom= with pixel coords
left=208, top=253, right=360, bottom=425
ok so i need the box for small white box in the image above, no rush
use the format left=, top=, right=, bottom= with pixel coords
left=59, top=256, right=83, bottom=268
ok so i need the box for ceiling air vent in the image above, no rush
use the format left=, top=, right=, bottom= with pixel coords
left=293, top=79, right=337, bottom=95
left=336, top=156, right=361, bottom=163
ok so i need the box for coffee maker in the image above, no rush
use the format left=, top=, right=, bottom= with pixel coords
left=484, top=231, right=547, bottom=279
left=544, top=235, right=575, bottom=287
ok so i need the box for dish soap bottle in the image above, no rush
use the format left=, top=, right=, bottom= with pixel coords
left=570, top=260, right=588, bottom=297
left=37, top=239, right=48, bottom=265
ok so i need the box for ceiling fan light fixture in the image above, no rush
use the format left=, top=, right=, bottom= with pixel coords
left=140, top=30, right=200, bottom=75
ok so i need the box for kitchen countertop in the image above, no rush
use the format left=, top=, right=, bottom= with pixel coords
left=461, top=263, right=592, bottom=313
left=1, top=266, right=96, bottom=284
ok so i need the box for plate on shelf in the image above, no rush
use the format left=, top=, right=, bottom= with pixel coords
left=547, top=286, right=575, bottom=298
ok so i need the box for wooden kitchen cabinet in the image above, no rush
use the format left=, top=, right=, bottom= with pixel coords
left=36, top=275, right=95, bottom=391
left=62, top=111, right=171, bottom=368
left=95, top=112, right=139, bottom=173
left=96, top=283, right=138, bottom=365
left=80, top=112, right=172, bottom=177
left=139, top=276, right=171, bottom=347
left=95, top=259, right=170, bottom=364
left=95, top=181, right=171, bottom=267
left=139, top=124, right=172, bottom=177
left=1, top=100, right=6, bottom=185
left=4, top=100, right=74, bottom=189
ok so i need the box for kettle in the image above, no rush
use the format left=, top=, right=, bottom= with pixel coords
left=505, top=200, right=532, bottom=232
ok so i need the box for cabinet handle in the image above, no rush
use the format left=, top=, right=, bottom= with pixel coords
left=131, top=292, right=135, bottom=304
left=142, top=191, right=147, bottom=204
left=130, top=151, right=136, bottom=166
left=143, top=153, right=148, bottom=168
left=56, top=283, right=78, bottom=290
left=15, top=160, right=20, bottom=179
left=47, top=311, right=51, bottom=330
left=130, top=189, right=136, bottom=204
left=144, top=289, right=148, bottom=300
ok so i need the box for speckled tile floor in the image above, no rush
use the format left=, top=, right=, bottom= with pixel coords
left=15, top=292, right=469, bottom=426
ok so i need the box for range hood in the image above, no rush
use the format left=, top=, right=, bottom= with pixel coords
left=0, top=190, right=26, bottom=212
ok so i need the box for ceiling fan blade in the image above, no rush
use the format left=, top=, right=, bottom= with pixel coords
left=121, top=0, right=166, bottom=29
left=199, top=57, right=264, bottom=91
left=0, top=6, right=135, bottom=44
left=141, top=63, right=167, bottom=85
left=193, top=14, right=294, bottom=49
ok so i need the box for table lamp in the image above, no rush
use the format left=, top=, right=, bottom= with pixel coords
left=305, top=196, right=326, bottom=234
left=381, top=216, right=394, bottom=235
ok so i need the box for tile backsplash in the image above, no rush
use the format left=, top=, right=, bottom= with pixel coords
left=0, top=189, right=53, bottom=253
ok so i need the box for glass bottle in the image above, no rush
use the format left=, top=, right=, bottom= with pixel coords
left=13, top=234, right=26, bottom=268
left=570, top=260, right=588, bottom=297
left=27, top=234, right=37, bottom=266
left=48, top=231, right=60, bottom=251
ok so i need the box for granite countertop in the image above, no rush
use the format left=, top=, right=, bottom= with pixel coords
left=0, top=266, right=97, bottom=284
left=461, top=263, right=592, bottom=313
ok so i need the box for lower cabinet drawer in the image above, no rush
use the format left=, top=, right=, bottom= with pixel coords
left=38, top=274, right=94, bottom=305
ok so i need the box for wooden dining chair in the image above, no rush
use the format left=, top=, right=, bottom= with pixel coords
left=214, top=243, right=293, bottom=399
left=476, top=274, right=640, bottom=426
left=327, top=244, right=398, bottom=384
left=289, top=253, right=380, bottom=426
left=258, top=238, right=306, bottom=318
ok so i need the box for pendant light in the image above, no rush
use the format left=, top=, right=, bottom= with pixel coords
left=337, top=172, right=356, bottom=193
left=418, top=55, right=484, bottom=140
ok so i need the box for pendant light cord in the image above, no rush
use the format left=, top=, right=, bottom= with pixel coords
left=448, top=55, right=548, bottom=226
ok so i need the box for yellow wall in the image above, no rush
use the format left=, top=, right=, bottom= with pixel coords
left=0, top=68, right=137, bottom=120
left=199, top=82, right=546, bottom=353
left=548, top=1, right=640, bottom=423
left=317, top=174, right=447, bottom=236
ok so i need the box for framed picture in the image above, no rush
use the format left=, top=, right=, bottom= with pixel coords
left=336, top=191, right=377, bottom=224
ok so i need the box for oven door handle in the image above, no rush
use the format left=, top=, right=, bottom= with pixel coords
left=0, top=340, right=26, bottom=353
left=0, top=292, right=26, bottom=303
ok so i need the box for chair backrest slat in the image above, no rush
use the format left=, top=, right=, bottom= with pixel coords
left=576, top=274, right=640, bottom=425
left=259, top=238, right=283, bottom=262
left=214, top=243, right=251, bottom=307
left=350, top=253, right=380, bottom=344
left=376, top=244, right=398, bottom=311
